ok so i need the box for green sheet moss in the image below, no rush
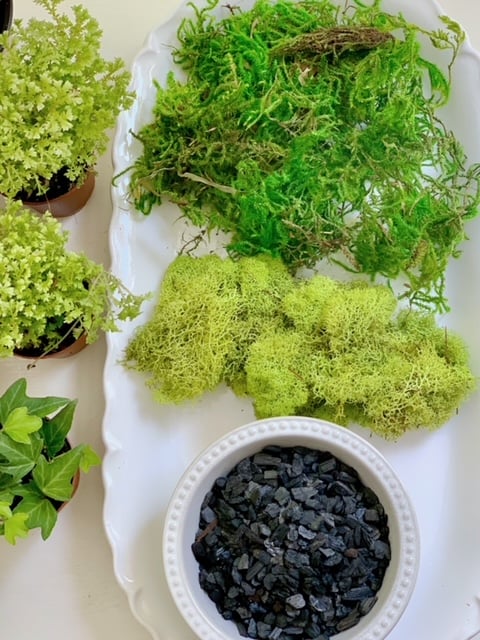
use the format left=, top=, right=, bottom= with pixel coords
left=126, top=0, right=480, bottom=312
left=124, top=255, right=476, bottom=438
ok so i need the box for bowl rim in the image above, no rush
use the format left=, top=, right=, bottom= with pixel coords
left=162, top=416, right=420, bottom=640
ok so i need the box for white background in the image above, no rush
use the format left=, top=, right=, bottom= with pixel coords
left=1, top=1, right=480, bottom=639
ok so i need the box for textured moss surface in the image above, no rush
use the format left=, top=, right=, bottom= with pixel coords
left=124, top=256, right=475, bottom=439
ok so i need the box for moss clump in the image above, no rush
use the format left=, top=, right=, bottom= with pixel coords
left=124, top=254, right=294, bottom=402
left=124, top=255, right=476, bottom=438
left=126, top=0, right=480, bottom=312
left=124, top=255, right=239, bottom=403
left=225, top=256, right=295, bottom=394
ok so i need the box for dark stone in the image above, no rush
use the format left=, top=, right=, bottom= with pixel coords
left=274, top=486, right=290, bottom=505
left=246, top=560, right=265, bottom=582
left=257, top=621, right=272, bottom=639
left=373, top=539, right=391, bottom=560
left=309, top=595, right=332, bottom=613
left=286, top=594, right=306, bottom=609
left=291, top=486, right=317, bottom=502
left=201, top=505, right=217, bottom=523
left=336, top=609, right=361, bottom=632
left=298, top=525, right=316, bottom=540
left=359, top=596, right=378, bottom=615
left=248, top=618, right=258, bottom=638
left=343, top=586, right=375, bottom=601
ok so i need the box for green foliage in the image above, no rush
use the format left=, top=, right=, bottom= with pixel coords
left=0, top=378, right=100, bottom=544
left=126, top=0, right=480, bottom=312
left=0, top=200, right=149, bottom=357
left=0, top=0, right=133, bottom=198
left=124, top=255, right=476, bottom=439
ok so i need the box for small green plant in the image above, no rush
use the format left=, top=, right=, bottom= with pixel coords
left=0, top=199, right=148, bottom=357
left=0, top=378, right=100, bottom=544
left=0, top=0, right=133, bottom=199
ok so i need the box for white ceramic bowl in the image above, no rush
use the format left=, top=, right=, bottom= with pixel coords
left=163, top=417, right=419, bottom=640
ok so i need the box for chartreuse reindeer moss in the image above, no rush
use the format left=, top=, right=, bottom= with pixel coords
left=126, top=0, right=480, bottom=312
left=124, top=256, right=475, bottom=439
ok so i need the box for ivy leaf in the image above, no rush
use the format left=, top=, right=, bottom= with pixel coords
left=0, top=500, right=12, bottom=520
left=0, top=489, right=13, bottom=504
left=4, top=407, right=43, bottom=444
left=42, top=400, right=77, bottom=456
left=0, top=378, right=70, bottom=423
left=0, top=431, right=43, bottom=480
left=32, top=449, right=83, bottom=502
left=0, top=470, right=20, bottom=491
left=4, top=511, right=29, bottom=545
left=79, top=444, right=101, bottom=473
left=13, top=480, right=44, bottom=500
left=14, top=494, right=58, bottom=541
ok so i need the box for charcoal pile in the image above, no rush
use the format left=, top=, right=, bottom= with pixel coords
left=192, top=445, right=391, bottom=639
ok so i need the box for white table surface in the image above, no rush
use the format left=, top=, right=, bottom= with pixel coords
left=1, top=1, right=480, bottom=639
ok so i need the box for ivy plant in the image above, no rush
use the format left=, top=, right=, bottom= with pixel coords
left=0, top=378, right=100, bottom=544
left=0, top=0, right=133, bottom=198
left=0, top=199, right=149, bottom=357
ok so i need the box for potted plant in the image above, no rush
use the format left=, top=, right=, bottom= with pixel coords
left=0, top=0, right=133, bottom=216
left=0, top=377, right=100, bottom=544
left=0, top=199, right=148, bottom=359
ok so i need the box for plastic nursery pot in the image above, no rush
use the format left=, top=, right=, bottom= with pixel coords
left=163, top=416, right=420, bottom=640
left=21, top=170, right=95, bottom=218
left=14, top=332, right=88, bottom=361
left=0, top=0, right=13, bottom=33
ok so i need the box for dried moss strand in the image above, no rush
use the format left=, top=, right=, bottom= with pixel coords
left=271, top=26, right=394, bottom=57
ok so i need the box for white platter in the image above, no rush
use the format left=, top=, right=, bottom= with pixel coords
left=103, top=1, right=480, bottom=639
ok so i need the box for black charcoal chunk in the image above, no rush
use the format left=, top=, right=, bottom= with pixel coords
left=359, top=596, right=378, bottom=615
left=201, top=505, right=217, bottom=523
left=274, top=486, right=290, bottom=505
left=298, top=525, right=316, bottom=540
left=291, top=486, right=317, bottom=502
left=257, top=621, right=272, bottom=639
left=343, top=586, right=375, bottom=601
left=286, top=594, right=306, bottom=609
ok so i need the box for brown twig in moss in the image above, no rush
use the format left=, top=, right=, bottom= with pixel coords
left=271, top=26, right=394, bottom=58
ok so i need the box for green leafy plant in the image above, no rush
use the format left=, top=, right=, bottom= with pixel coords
left=125, top=0, right=480, bottom=312
left=0, top=0, right=133, bottom=199
left=0, top=199, right=149, bottom=357
left=0, top=378, right=100, bottom=544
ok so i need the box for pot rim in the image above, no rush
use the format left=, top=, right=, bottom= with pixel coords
left=21, top=170, right=95, bottom=218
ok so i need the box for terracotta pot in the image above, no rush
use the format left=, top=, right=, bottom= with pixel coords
left=43, top=332, right=89, bottom=359
left=14, top=332, right=88, bottom=361
left=22, top=171, right=95, bottom=218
